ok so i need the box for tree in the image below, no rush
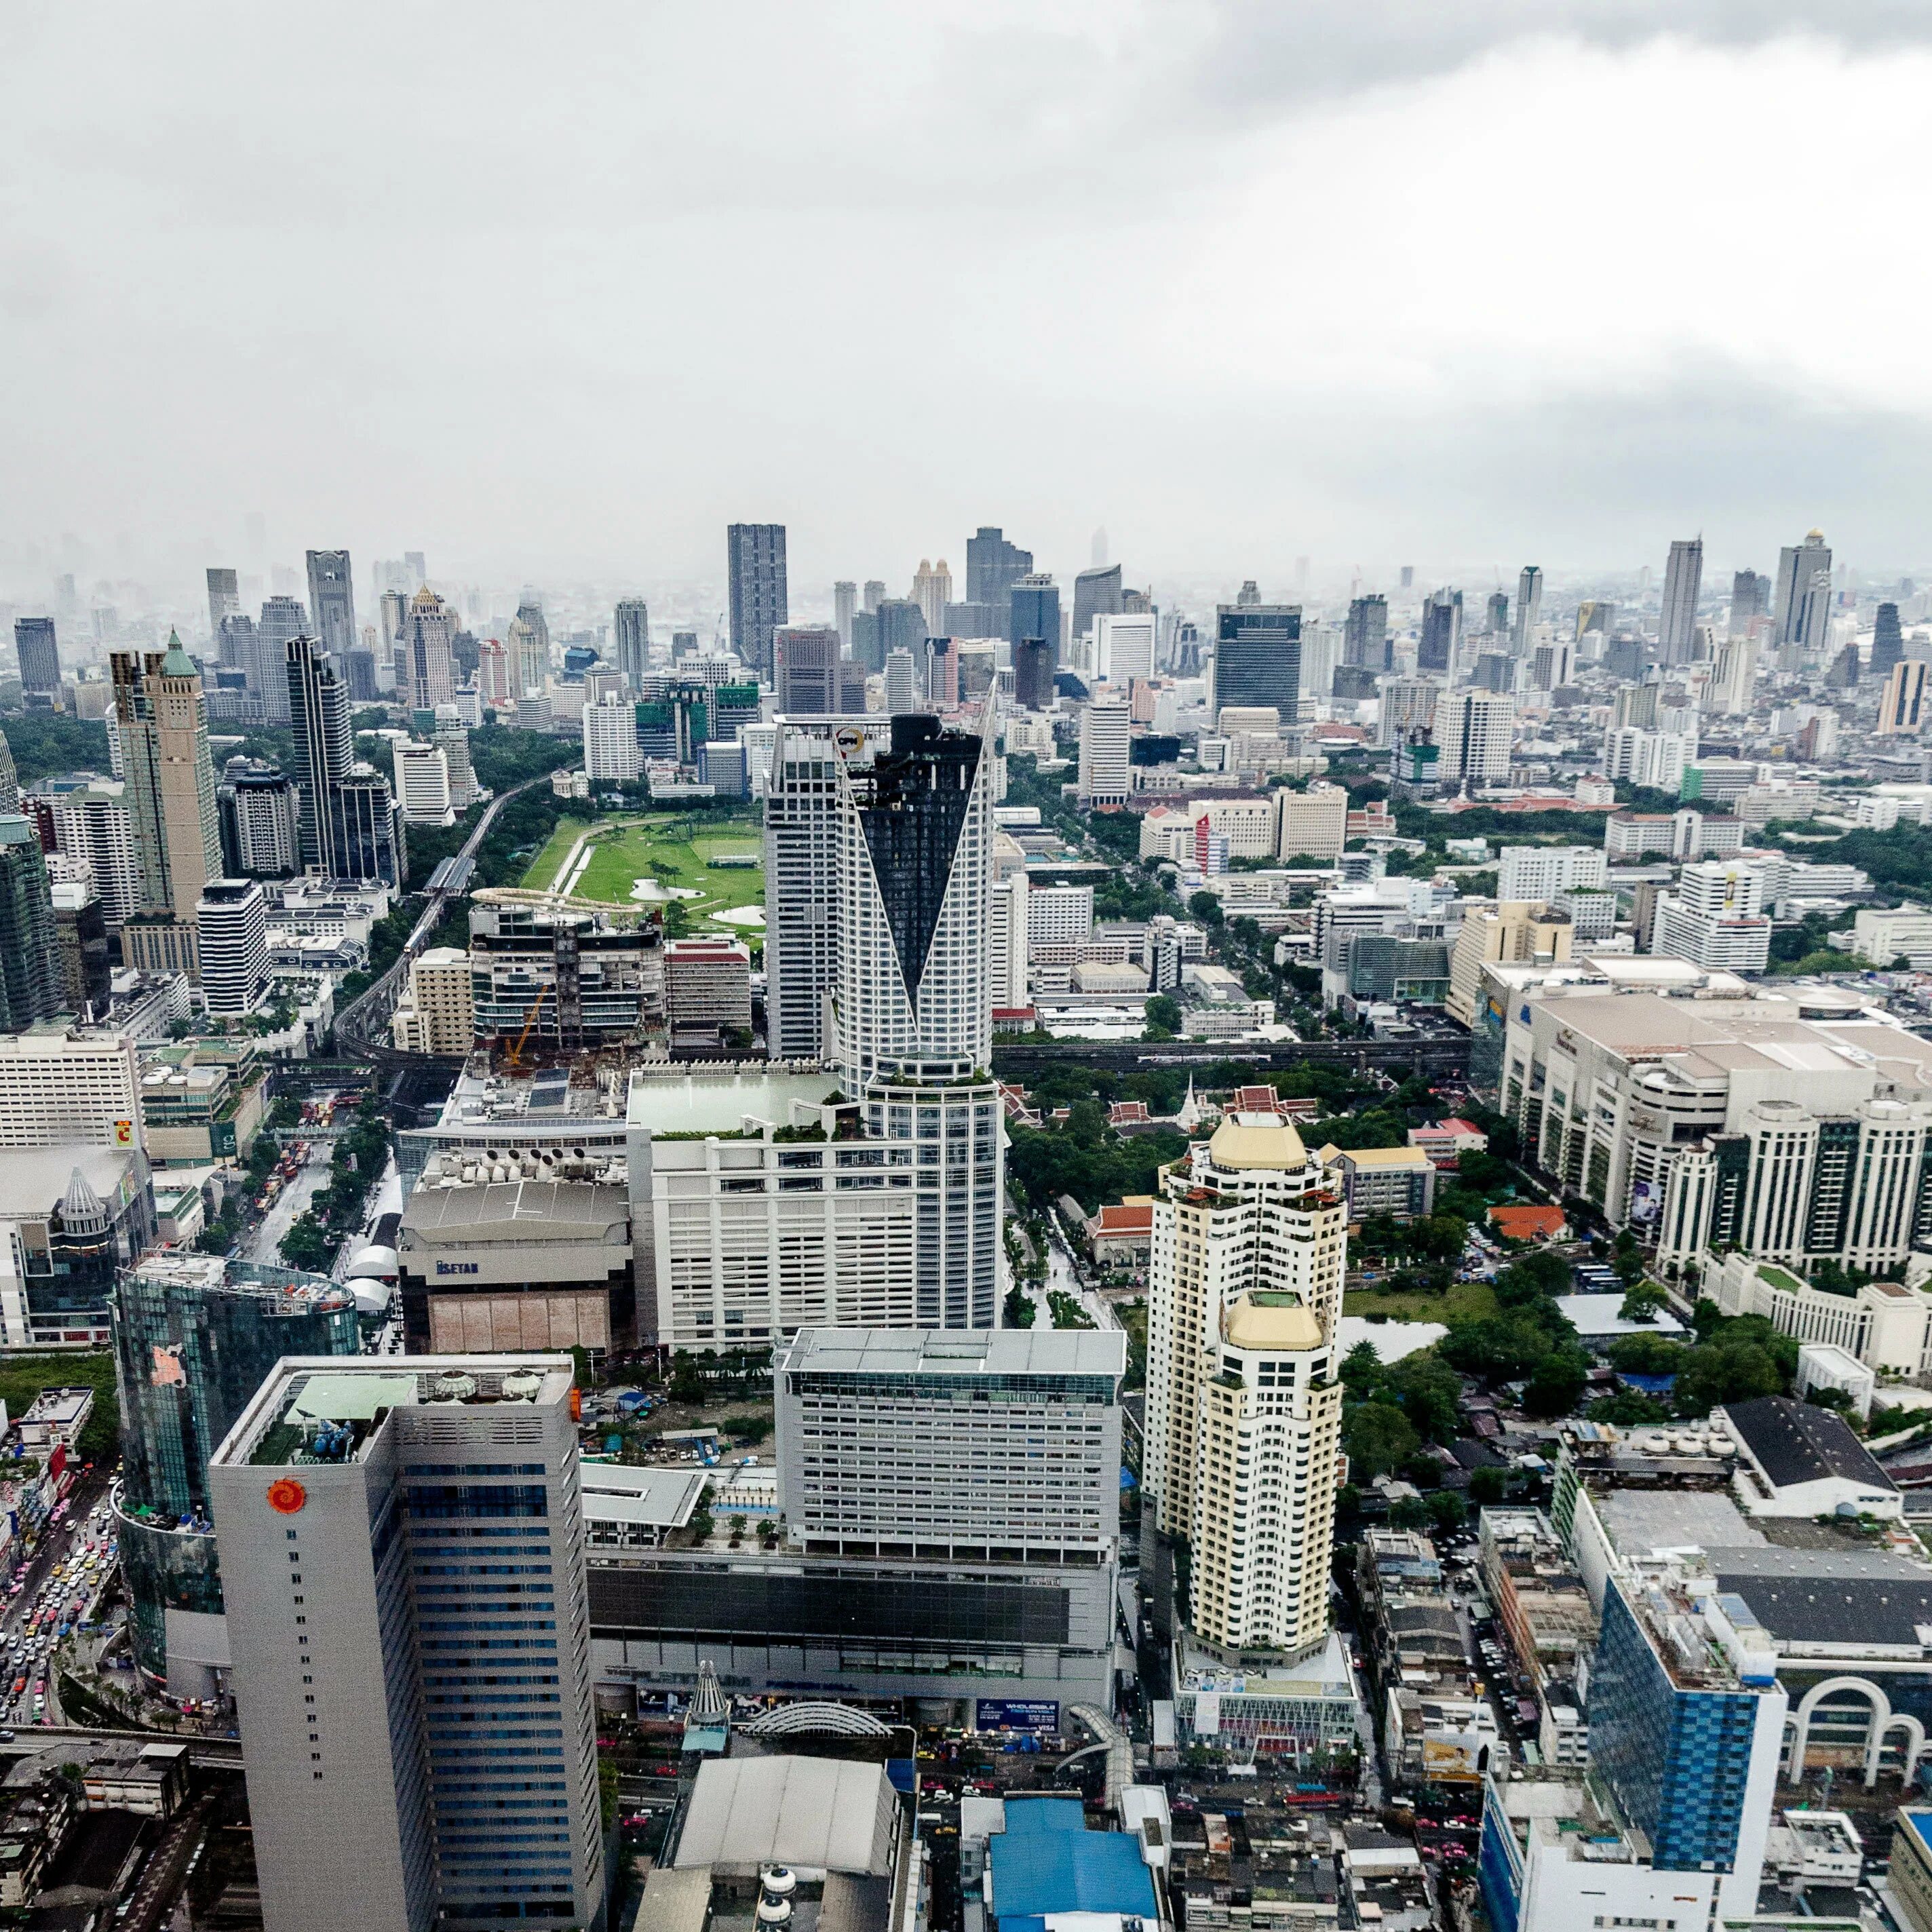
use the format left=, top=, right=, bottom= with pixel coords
left=1386, top=1353, right=1464, bottom=1444
left=278, top=1214, right=332, bottom=1274
left=1467, top=1465, right=1509, bottom=1506
left=1144, top=994, right=1182, bottom=1035
left=1340, top=1340, right=1385, bottom=1398
left=1387, top=1495, right=1432, bottom=1531
left=668, top=1355, right=707, bottom=1405
left=1522, top=1347, right=1591, bottom=1418
left=1672, top=1340, right=1781, bottom=1416
left=1188, top=891, right=1225, bottom=928
left=1345, top=1402, right=1420, bottom=1480
left=1426, top=1490, right=1468, bottom=1534
left=1606, top=1332, right=1688, bottom=1376
left=1805, top=1385, right=1855, bottom=1413
left=1619, top=1282, right=1667, bottom=1324
left=1440, top=1313, right=1555, bottom=1382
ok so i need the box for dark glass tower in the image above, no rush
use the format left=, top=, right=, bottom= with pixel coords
left=1873, top=601, right=1905, bottom=680
left=1213, top=602, right=1302, bottom=720
left=966, top=526, right=1032, bottom=607
left=0, top=816, right=64, bottom=1030
left=14, top=618, right=60, bottom=699
left=286, top=634, right=353, bottom=874
left=727, top=522, right=788, bottom=681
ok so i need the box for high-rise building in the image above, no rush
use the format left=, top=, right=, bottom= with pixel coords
left=1012, top=636, right=1056, bottom=712
left=1513, top=566, right=1543, bottom=654
left=1077, top=698, right=1132, bottom=805
left=14, top=618, right=60, bottom=700
left=1729, top=568, right=1766, bottom=638
left=1436, top=688, right=1515, bottom=784
left=0, top=730, right=18, bottom=817
left=478, top=637, right=511, bottom=707
left=49, top=868, right=110, bottom=1016
left=1658, top=537, right=1703, bottom=666
left=395, top=741, right=455, bottom=824
left=1343, top=594, right=1389, bottom=670
left=862, top=578, right=887, bottom=614
left=507, top=595, right=550, bottom=696
left=1652, top=860, right=1772, bottom=973
left=727, top=522, right=788, bottom=682
left=1486, top=590, right=1509, bottom=636
left=208, top=1356, right=605, bottom=1932
left=0, top=1028, right=141, bottom=1148
left=1879, top=659, right=1929, bottom=737
left=1774, top=528, right=1833, bottom=654
left=258, top=594, right=309, bottom=668
left=195, top=878, right=269, bottom=1016
left=1009, top=573, right=1061, bottom=657
left=304, top=549, right=356, bottom=661
left=0, top=819, right=62, bottom=1032
left=774, top=625, right=861, bottom=716
left=1214, top=602, right=1302, bottom=722
left=1707, top=636, right=1758, bottom=717
left=1419, top=589, right=1458, bottom=673
left=218, top=758, right=299, bottom=876
left=966, top=526, right=1032, bottom=607
left=832, top=580, right=857, bottom=651
left=334, top=769, right=404, bottom=889
left=912, top=558, right=952, bottom=638
left=581, top=693, right=642, bottom=784
left=1094, top=613, right=1155, bottom=684
left=1073, top=562, right=1123, bottom=641
left=883, top=648, right=919, bottom=715
left=433, top=706, right=476, bottom=809
left=926, top=635, right=958, bottom=710
left=400, top=587, right=457, bottom=712
left=206, top=568, right=240, bottom=645
left=1146, top=1115, right=1347, bottom=1659
left=285, top=634, right=354, bottom=875
left=613, top=599, right=650, bottom=690
left=110, top=637, right=223, bottom=922
left=1873, top=602, right=1906, bottom=680
left=1496, top=846, right=1608, bottom=901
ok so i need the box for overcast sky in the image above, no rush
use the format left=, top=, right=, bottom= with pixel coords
left=5, top=1, right=1932, bottom=603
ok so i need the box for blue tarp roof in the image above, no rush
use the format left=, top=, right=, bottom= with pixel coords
left=990, top=1798, right=1157, bottom=1923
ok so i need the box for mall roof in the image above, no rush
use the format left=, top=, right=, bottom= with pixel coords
left=674, top=1756, right=897, bottom=1876
left=780, top=1326, right=1126, bottom=1380
left=986, top=1796, right=1158, bottom=1923
left=1722, top=1396, right=1899, bottom=1496
left=1712, top=1548, right=1932, bottom=1647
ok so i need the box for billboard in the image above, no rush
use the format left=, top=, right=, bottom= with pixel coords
left=974, top=1698, right=1059, bottom=1735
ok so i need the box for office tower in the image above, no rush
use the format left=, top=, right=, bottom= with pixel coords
left=926, top=635, right=958, bottom=710
left=990, top=869, right=1028, bottom=1006
left=832, top=716, right=1001, bottom=1326
left=1072, top=562, right=1123, bottom=642
left=1496, top=846, right=1608, bottom=900
left=0, top=819, right=62, bottom=1032
left=195, top=878, right=269, bottom=1016
left=1652, top=860, right=1772, bottom=972
left=1658, top=537, right=1703, bottom=665
left=400, top=587, right=457, bottom=711
left=49, top=869, right=109, bottom=1016
left=1009, top=573, right=1061, bottom=658
left=206, top=567, right=240, bottom=644
left=1077, top=698, right=1132, bottom=805
left=775, top=624, right=856, bottom=716
left=304, top=549, right=356, bottom=661
left=0, top=731, right=16, bottom=815
left=508, top=595, right=550, bottom=695
left=1436, top=688, right=1515, bottom=784
left=1343, top=594, right=1389, bottom=670
left=286, top=634, right=354, bottom=874
left=883, top=648, right=919, bottom=715
left=379, top=586, right=410, bottom=666
left=1486, top=590, right=1509, bottom=636
left=1704, top=635, right=1757, bottom=721
left=1419, top=588, right=1458, bottom=673
left=1729, top=568, right=1766, bottom=638
left=912, top=558, right=952, bottom=638
left=1213, top=602, right=1302, bottom=722
left=872, top=598, right=927, bottom=676
left=862, top=578, right=887, bottom=614
left=111, top=1253, right=359, bottom=1690
left=776, top=1327, right=1124, bottom=1556
left=582, top=693, right=643, bottom=783
left=611, top=598, right=650, bottom=691
left=1530, top=638, right=1574, bottom=692
left=402, top=547, right=426, bottom=585
left=14, top=618, right=60, bottom=699
left=1145, top=1115, right=1347, bottom=1658
left=832, top=580, right=857, bottom=651
left=1013, top=636, right=1056, bottom=712
left=1774, top=528, right=1833, bottom=653
left=1612, top=680, right=1660, bottom=730
left=451, top=629, right=480, bottom=685
left=966, top=526, right=1032, bottom=607
left=478, top=637, right=511, bottom=708
left=1094, top=613, right=1155, bottom=684
left=208, top=1357, right=604, bottom=1932
left=259, top=594, right=309, bottom=662
left=433, top=706, right=476, bottom=809
left=727, top=522, right=788, bottom=681
left=1377, top=676, right=1438, bottom=747
left=336, top=771, right=405, bottom=891
left=1513, top=565, right=1543, bottom=653
left=1275, top=782, right=1349, bottom=862
left=1873, top=602, right=1906, bottom=680
left=0, top=1028, right=140, bottom=1149
left=395, top=741, right=455, bottom=824
left=220, top=758, right=299, bottom=875
left=111, top=637, right=223, bottom=921
left=1879, top=659, right=1931, bottom=736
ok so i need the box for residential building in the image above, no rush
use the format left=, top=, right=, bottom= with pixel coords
left=217, top=758, right=298, bottom=876
left=195, top=878, right=269, bottom=1018
left=1445, top=903, right=1572, bottom=1028
left=912, top=558, right=952, bottom=637
left=1880, top=658, right=1929, bottom=735
left=1027, top=884, right=1095, bottom=949
left=14, top=619, right=60, bottom=700
left=1658, top=537, right=1703, bottom=665
left=1512, top=566, right=1543, bottom=653
left=110, top=638, right=223, bottom=924
left=1146, top=1114, right=1347, bottom=1660
left=613, top=598, right=649, bottom=689
left=832, top=581, right=856, bottom=651
left=1494, top=845, right=1607, bottom=902
left=0, top=819, right=63, bottom=1032
left=1435, top=688, right=1514, bottom=784
left=774, top=624, right=862, bottom=716
left=1707, top=634, right=1758, bottom=714
left=727, top=522, right=788, bottom=680
left=883, top=647, right=919, bottom=714
left=1076, top=697, right=1131, bottom=804
left=1849, top=905, right=1932, bottom=968
left=467, top=897, right=664, bottom=1047
left=206, top=568, right=239, bottom=644
left=389, top=946, right=474, bottom=1055
left=1602, top=726, right=1695, bottom=792
left=663, top=936, right=752, bottom=1036
left=303, top=549, right=355, bottom=661
left=393, top=741, right=453, bottom=824
left=1275, top=781, right=1349, bottom=862
left=1317, top=1142, right=1437, bottom=1220
left=1774, top=528, right=1833, bottom=654
left=1213, top=602, right=1302, bottom=723
left=432, top=706, right=476, bottom=809
left=1652, top=859, right=1772, bottom=973
left=581, top=693, right=642, bottom=784
left=208, top=1356, right=605, bottom=1932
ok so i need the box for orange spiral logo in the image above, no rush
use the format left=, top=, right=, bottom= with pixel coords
left=266, top=1479, right=307, bottom=1515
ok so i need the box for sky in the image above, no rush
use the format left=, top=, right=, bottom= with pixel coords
left=5, top=1, right=1932, bottom=605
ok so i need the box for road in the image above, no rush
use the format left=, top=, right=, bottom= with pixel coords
left=0, top=1463, right=117, bottom=1731
left=238, top=1144, right=330, bottom=1266
left=1043, top=1218, right=1121, bottom=1332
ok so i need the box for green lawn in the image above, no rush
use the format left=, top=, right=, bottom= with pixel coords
left=1343, top=1279, right=1499, bottom=1325
left=520, top=813, right=764, bottom=927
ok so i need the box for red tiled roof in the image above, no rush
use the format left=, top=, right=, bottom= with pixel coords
left=1488, top=1204, right=1566, bottom=1240
left=1091, top=1204, right=1155, bottom=1235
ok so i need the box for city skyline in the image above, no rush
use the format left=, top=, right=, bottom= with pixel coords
left=8, top=12, right=1932, bottom=582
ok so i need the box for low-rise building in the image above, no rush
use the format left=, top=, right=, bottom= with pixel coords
left=1477, top=1508, right=1596, bottom=1667
left=663, top=936, right=753, bottom=1037
left=1718, top=1393, right=1904, bottom=1519
left=1317, top=1143, right=1436, bottom=1221
left=1087, top=1197, right=1155, bottom=1267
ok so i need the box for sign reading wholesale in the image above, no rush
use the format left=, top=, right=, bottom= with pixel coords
left=975, top=1699, right=1060, bottom=1735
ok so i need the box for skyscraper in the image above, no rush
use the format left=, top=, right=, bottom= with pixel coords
left=912, top=558, right=952, bottom=638
left=1077, top=698, right=1131, bottom=805
left=727, top=522, right=788, bottom=681
left=1486, top=590, right=1509, bottom=636
left=1418, top=588, right=1458, bottom=673
left=206, top=568, right=240, bottom=644
left=1012, top=635, right=1056, bottom=712
left=1872, top=602, right=1905, bottom=680
left=1212, top=602, right=1301, bottom=723
left=883, top=648, right=919, bottom=715
left=207, top=1356, right=604, bottom=1932
left=196, top=878, right=269, bottom=1017
left=1513, top=565, right=1543, bottom=654
left=286, top=634, right=354, bottom=874
left=0, top=729, right=17, bottom=814
left=832, top=580, right=857, bottom=651
left=1707, top=636, right=1758, bottom=718
left=304, top=549, right=357, bottom=661
left=0, top=819, right=62, bottom=1032
left=1436, top=688, right=1516, bottom=784
left=966, top=526, right=1032, bottom=607
left=507, top=595, right=550, bottom=697
left=1774, top=528, right=1832, bottom=653
left=1878, top=659, right=1929, bottom=737
left=774, top=625, right=861, bottom=716
left=863, top=578, right=886, bottom=614
left=400, top=587, right=457, bottom=711
left=1343, top=594, right=1388, bottom=670
left=1072, top=562, right=1123, bottom=641
left=1729, top=568, right=1766, bottom=638
left=14, top=618, right=60, bottom=700
left=110, top=637, right=222, bottom=921
left=613, top=598, right=649, bottom=690
left=1009, top=573, right=1061, bottom=658
left=1658, top=537, right=1704, bottom=666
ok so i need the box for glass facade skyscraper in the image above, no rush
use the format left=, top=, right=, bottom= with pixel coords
left=1212, top=603, right=1302, bottom=722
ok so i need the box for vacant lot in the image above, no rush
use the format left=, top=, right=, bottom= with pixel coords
left=521, top=813, right=763, bottom=925
left=1342, top=1279, right=1499, bottom=1325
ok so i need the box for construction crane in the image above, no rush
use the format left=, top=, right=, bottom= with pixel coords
left=505, top=991, right=547, bottom=1073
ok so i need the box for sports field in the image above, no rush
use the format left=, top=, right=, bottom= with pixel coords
left=520, top=812, right=764, bottom=928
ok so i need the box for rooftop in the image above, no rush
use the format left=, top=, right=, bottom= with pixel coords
left=0, top=1144, right=141, bottom=1217
left=627, top=1064, right=838, bottom=1134
left=399, top=1178, right=628, bottom=1239
left=779, top=1326, right=1126, bottom=1382
left=1208, top=1111, right=1307, bottom=1170
left=1722, top=1396, right=1900, bottom=1496
left=579, top=1461, right=708, bottom=1528
left=674, top=1755, right=897, bottom=1876
left=1225, top=1292, right=1323, bottom=1353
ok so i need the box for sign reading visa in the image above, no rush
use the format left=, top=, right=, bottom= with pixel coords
left=113, top=1121, right=134, bottom=1146
left=974, top=1698, right=1059, bottom=1735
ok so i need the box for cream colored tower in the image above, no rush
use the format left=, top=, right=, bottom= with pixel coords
left=1145, top=1110, right=1349, bottom=1658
